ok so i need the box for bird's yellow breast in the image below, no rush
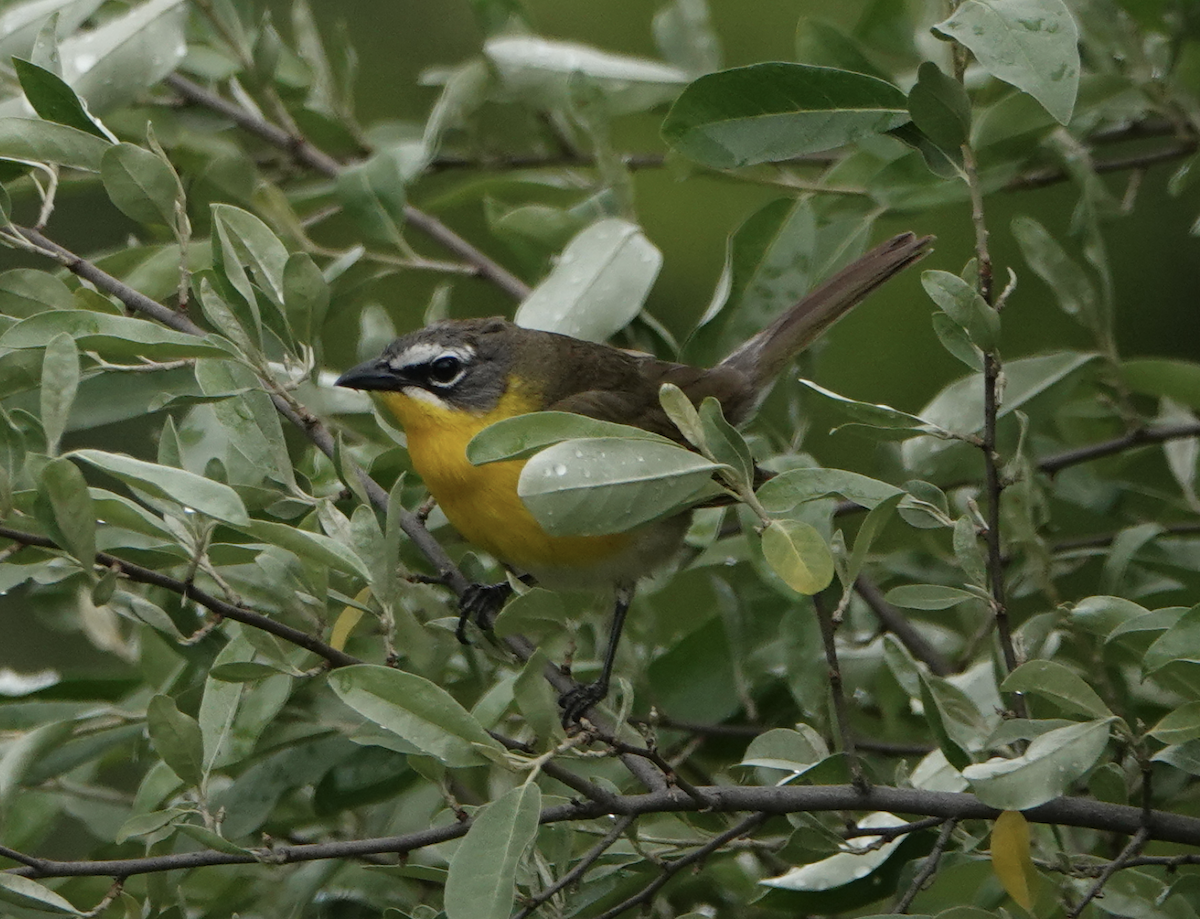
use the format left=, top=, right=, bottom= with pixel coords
left=378, top=386, right=634, bottom=576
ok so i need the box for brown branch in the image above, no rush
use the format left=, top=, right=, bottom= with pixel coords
left=514, top=815, right=637, bottom=919
left=1007, top=139, right=1199, bottom=192
left=7, top=784, right=1200, bottom=879
left=813, top=592, right=866, bottom=789
left=854, top=576, right=953, bottom=676
left=12, top=224, right=666, bottom=792
left=0, top=525, right=360, bottom=668
left=893, top=818, right=956, bottom=912
left=1067, top=827, right=1150, bottom=917
left=164, top=73, right=531, bottom=301
left=1039, top=422, right=1200, bottom=474
left=589, top=813, right=769, bottom=919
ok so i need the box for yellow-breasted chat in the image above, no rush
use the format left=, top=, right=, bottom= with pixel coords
left=336, top=232, right=932, bottom=722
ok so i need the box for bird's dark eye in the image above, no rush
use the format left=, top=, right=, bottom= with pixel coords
left=427, top=355, right=463, bottom=385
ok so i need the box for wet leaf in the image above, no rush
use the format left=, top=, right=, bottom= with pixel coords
left=663, top=63, right=908, bottom=168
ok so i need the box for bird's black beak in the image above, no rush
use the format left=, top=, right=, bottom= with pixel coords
left=335, top=358, right=400, bottom=392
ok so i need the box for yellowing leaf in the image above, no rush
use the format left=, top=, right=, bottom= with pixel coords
left=761, top=519, right=834, bottom=594
left=331, top=588, right=370, bottom=651
left=991, top=810, right=1037, bottom=911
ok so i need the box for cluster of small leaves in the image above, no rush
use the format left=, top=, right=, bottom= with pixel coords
left=0, top=0, right=1197, bottom=917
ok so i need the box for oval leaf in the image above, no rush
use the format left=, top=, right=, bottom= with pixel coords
left=761, top=519, right=834, bottom=595
left=990, top=810, right=1038, bottom=911
left=101, top=142, right=178, bottom=225
left=467, top=411, right=674, bottom=466
left=933, top=0, right=1079, bottom=125
left=147, top=694, right=204, bottom=788
left=71, top=449, right=250, bottom=525
left=328, top=664, right=503, bottom=768
left=518, top=437, right=724, bottom=537
left=514, top=217, right=662, bottom=342
left=962, top=719, right=1112, bottom=810
left=1000, top=660, right=1113, bottom=719
left=663, top=63, right=909, bottom=168
left=445, top=783, right=542, bottom=919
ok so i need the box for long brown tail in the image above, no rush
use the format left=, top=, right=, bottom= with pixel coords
left=718, top=232, right=933, bottom=395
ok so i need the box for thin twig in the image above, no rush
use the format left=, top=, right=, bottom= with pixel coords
left=164, top=73, right=531, bottom=301
left=587, top=813, right=769, bottom=919
left=893, top=818, right=957, bottom=913
left=0, top=525, right=360, bottom=667
left=1067, top=827, right=1150, bottom=917
left=7, top=784, right=1200, bottom=878
left=846, top=816, right=945, bottom=840
left=1007, top=140, right=1198, bottom=191
left=813, top=592, right=866, bottom=790
left=854, top=576, right=953, bottom=676
left=514, top=815, right=637, bottom=919
left=1039, top=422, right=1200, bottom=474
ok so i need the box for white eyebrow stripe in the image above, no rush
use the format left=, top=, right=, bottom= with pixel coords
left=390, top=342, right=475, bottom=370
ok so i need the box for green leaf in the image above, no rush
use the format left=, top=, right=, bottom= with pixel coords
left=740, top=726, right=828, bottom=774
left=283, top=252, right=330, bottom=347
left=962, top=719, right=1112, bottom=810
left=1001, top=660, right=1113, bottom=719
left=517, top=437, right=724, bottom=537
left=1152, top=740, right=1200, bottom=776
left=485, top=34, right=687, bottom=114
left=0, top=310, right=232, bottom=360
left=1148, top=702, right=1200, bottom=744
left=1012, top=215, right=1100, bottom=329
left=328, top=665, right=504, bottom=768
left=514, top=218, right=662, bottom=342
left=907, top=61, right=971, bottom=152
left=0, top=0, right=105, bottom=64
left=653, top=0, right=721, bottom=76
left=662, top=62, right=909, bottom=168
left=932, top=311, right=984, bottom=371
left=71, top=449, right=250, bottom=525
left=921, top=270, right=1000, bottom=352
left=920, top=673, right=985, bottom=770
left=228, top=518, right=371, bottom=581
left=845, top=492, right=902, bottom=584
left=493, top=588, right=565, bottom=639
left=1121, top=359, right=1200, bottom=411
left=795, top=18, right=888, bottom=80
left=761, top=518, right=834, bottom=595
left=0, top=117, right=110, bottom=170
left=932, top=0, right=1079, bottom=125
left=39, top=331, right=78, bottom=455
left=0, top=268, right=75, bottom=316
left=698, top=397, right=753, bottom=486
left=467, top=411, right=674, bottom=465
left=176, top=822, right=253, bottom=855
left=1143, top=603, right=1200, bottom=674
left=211, top=203, right=288, bottom=307
left=444, top=783, right=541, bottom=919
left=0, top=875, right=79, bottom=915
left=101, top=142, right=179, bottom=225
left=38, top=457, right=95, bottom=568
left=335, top=149, right=409, bottom=249
left=658, top=381, right=706, bottom=448
left=57, top=0, right=189, bottom=115
left=760, top=812, right=910, bottom=891
left=884, top=584, right=980, bottom=610
left=146, top=694, right=205, bottom=788
left=799, top=380, right=944, bottom=436
left=757, top=466, right=904, bottom=512
left=902, top=351, right=1097, bottom=465
left=13, top=57, right=114, bottom=140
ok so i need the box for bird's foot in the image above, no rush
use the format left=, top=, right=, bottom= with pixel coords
left=456, top=581, right=513, bottom=644
left=558, top=679, right=609, bottom=727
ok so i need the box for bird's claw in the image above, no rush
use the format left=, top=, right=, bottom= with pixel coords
left=456, top=581, right=513, bottom=644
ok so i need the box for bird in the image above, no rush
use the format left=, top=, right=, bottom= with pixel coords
left=336, top=231, right=932, bottom=723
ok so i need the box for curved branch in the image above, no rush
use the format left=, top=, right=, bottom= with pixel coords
left=164, top=73, right=531, bottom=301
left=0, top=524, right=360, bottom=667
left=9, top=784, right=1200, bottom=879
left=1039, top=422, right=1200, bottom=475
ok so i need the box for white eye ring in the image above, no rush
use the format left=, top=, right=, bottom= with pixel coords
left=427, top=354, right=465, bottom=386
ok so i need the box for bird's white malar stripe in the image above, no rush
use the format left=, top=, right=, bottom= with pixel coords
left=390, top=341, right=476, bottom=372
